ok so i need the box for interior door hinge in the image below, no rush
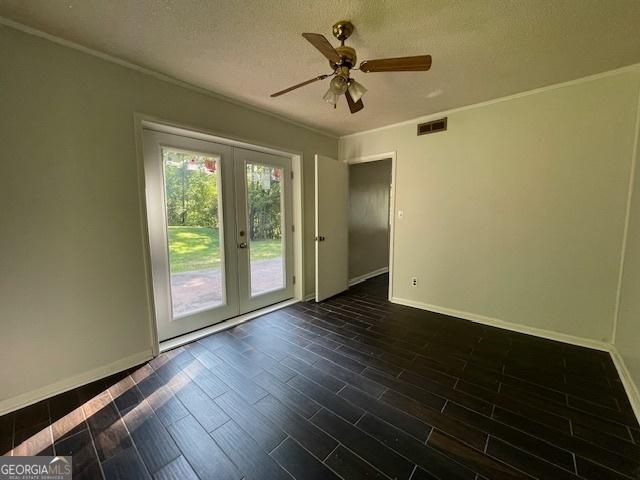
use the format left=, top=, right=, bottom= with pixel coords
left=291, top=171, right=294, bottom=180
left=292, top=224, right=295, bottom=232
left=293, top=275, right=296, bottom=284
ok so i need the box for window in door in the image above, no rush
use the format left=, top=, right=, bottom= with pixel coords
left=245, top=162, right=285, bottom=296
left=162, top=148, right=225, bottom=318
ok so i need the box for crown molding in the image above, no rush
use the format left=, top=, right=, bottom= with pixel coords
left=0, top=16, right=339, bottom=140
left=341, top=63, right=640, bottom=139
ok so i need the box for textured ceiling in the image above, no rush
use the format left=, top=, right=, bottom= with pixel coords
left=2, top=0, right=640, bottom=136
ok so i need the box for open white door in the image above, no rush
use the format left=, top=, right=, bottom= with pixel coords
left=315, top=154, right=349, bottom=301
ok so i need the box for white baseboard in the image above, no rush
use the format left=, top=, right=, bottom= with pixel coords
left=349, top=267, right=389, bottom=287
left=0, top=300, right=302, bottom=415
left=609, top=345, right=640, bottom=423
left=302, top=267, right=389, bottom=303
left=0, top=349, right=153, bottom=416
left=390, top=296, right=610, bottom=351
left=4, top=294, right=639, bottom=428
left=391, top=295, right=640, bottom=424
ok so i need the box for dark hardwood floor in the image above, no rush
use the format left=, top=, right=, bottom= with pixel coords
left=2, top=274, right=639, bottom=479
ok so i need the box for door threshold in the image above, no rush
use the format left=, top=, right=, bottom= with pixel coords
left=159, top=298, right=299, bottom=353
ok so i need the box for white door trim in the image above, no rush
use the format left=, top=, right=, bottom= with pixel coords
left=343, top=151, right=397, bottom=300
left=133, top=114, right=305, bottom=355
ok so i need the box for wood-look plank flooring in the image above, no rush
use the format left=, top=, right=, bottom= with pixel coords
left=2, top=274, right=639, bottom=479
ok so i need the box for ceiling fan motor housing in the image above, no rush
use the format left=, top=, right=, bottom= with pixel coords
left=334, top=46, right=357, bottom=69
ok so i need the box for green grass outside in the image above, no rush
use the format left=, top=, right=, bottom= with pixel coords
left=168, top=226, right=282, bottom=273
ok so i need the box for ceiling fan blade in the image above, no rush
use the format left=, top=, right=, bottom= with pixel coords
left=360, top=55, right=432, bottom=73
left=345, top=89, right=364, bottom=114
left=302, top=33, right=340, bottom=63
left=270, top=74, right=329, bottom=97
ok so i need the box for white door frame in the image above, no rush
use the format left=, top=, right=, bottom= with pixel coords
left=343, top=151, right=397, bottom=301
left=133, top=114, right=306, bottom=355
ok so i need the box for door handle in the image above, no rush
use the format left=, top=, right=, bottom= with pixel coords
left=314, top=236, right=325, bottom=242
left=238, top=242, right=248, bottom=249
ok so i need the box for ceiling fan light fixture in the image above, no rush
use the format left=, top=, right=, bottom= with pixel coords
left=323, top=88, right=339, bottom=105
left=347, top=80, right=367, bottom=103
left=329, top=75, right=349, bottom=95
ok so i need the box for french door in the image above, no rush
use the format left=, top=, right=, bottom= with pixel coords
left=143, top=130, right=293, bottom=341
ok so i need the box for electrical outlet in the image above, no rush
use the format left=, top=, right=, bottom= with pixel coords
left=411, top=277, right=418, bottom=287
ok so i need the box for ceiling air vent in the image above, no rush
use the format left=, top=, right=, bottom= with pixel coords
left=417, top=117, right=447, bottom=136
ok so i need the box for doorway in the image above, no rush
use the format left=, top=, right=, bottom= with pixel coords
left=143, top=129, right=294, bottom=341
left=348, top=158, right=392, bottom=286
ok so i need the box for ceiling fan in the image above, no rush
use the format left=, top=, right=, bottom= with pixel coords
left=270, top=20, right=432, bottom=114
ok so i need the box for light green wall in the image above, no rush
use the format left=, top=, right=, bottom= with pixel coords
left=341, top=70, right=640, bottom=342
left=349, top=159, right=392, bottom=279
left=0, top=25, right=337, bottom=407
left=615, top=97, right=640, bottom=393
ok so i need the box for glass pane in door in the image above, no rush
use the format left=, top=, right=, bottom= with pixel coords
left=245, top=162, right=284, bottom=296
left=163, top=148, right=225, bottom=317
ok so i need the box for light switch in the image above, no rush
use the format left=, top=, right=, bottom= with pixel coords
left=398, top=210, right=404, bottom=219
